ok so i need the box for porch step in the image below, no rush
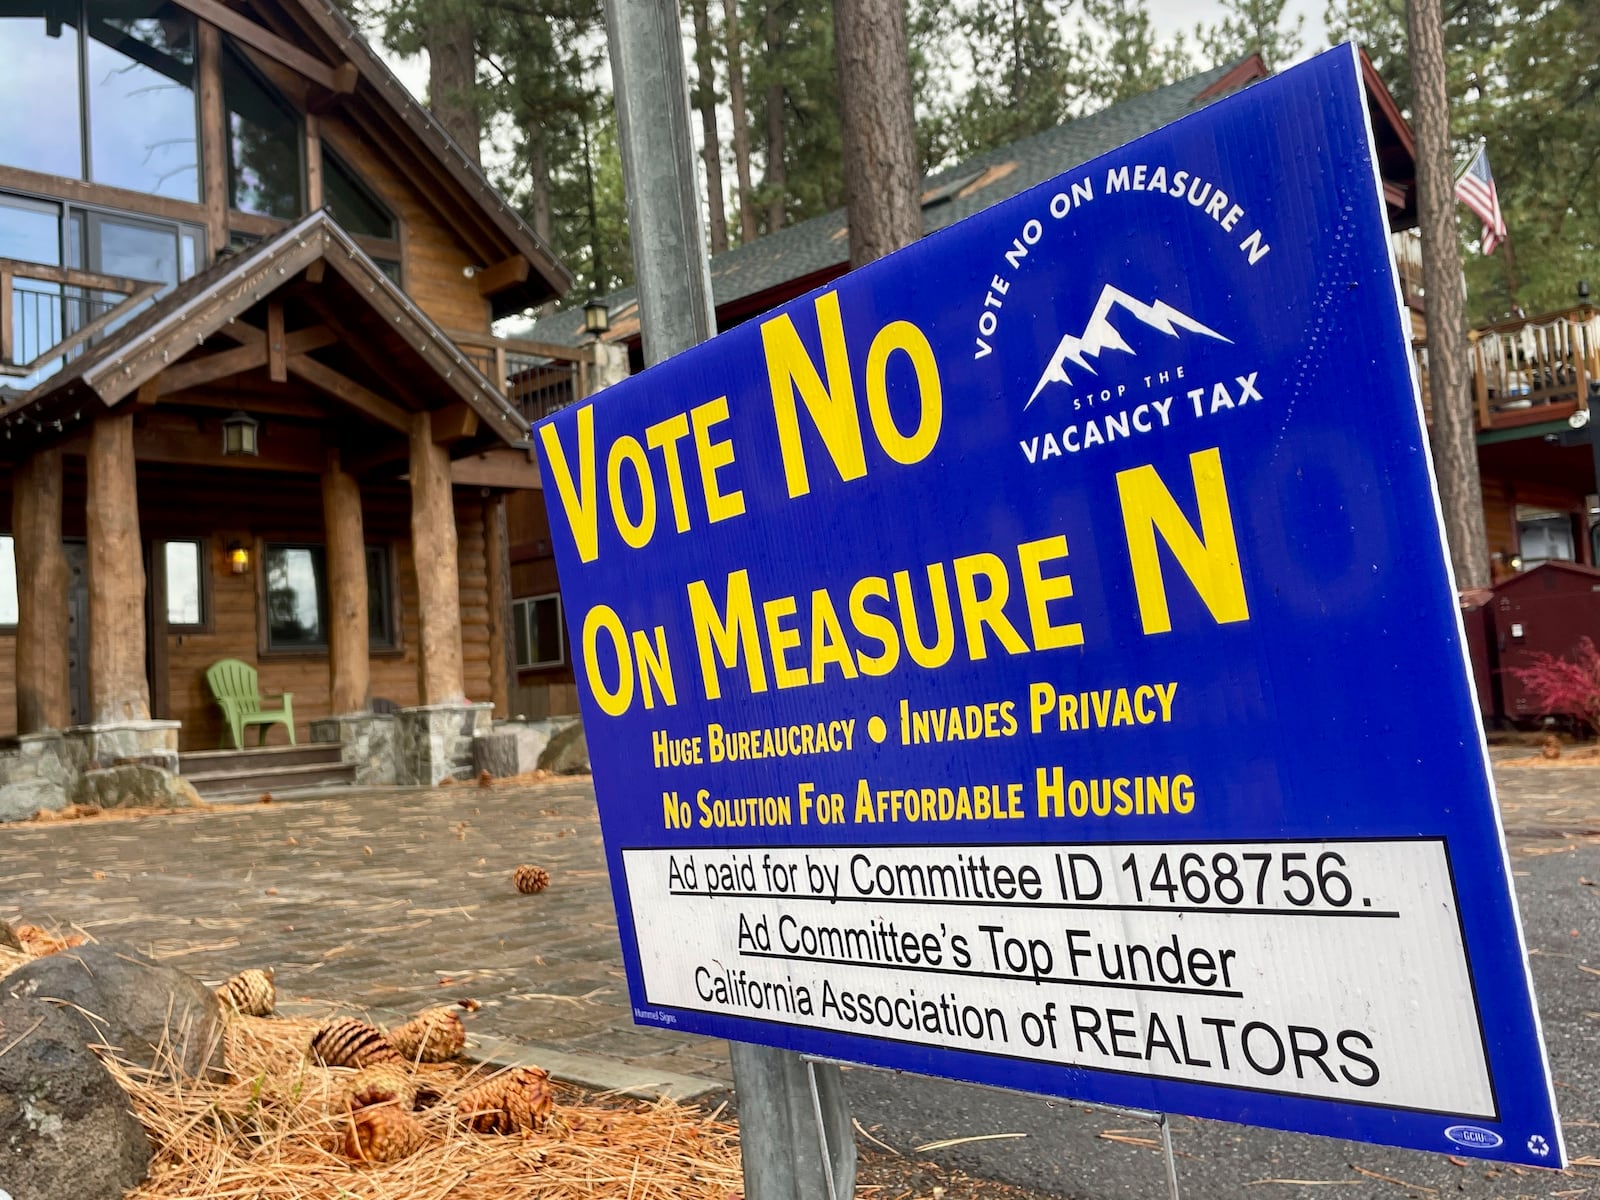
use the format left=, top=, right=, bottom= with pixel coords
left=179, top=743, right=355, bottom=800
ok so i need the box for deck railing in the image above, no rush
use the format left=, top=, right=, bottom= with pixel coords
left=1415, top=304, right=1600, bottom=433
left=0, top=259, right=163, bottom=382
left=449, top=330, right=590, bottom=427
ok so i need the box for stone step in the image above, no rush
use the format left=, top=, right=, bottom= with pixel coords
left=179, top=743, right=343, bottom=774
left=182, top=759, right=356, bottom=801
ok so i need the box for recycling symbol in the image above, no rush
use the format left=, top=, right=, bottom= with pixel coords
left=1527, top=1134, right=1550, bottom=1158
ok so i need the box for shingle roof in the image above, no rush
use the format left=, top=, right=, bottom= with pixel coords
left=528, top=57, right=1261, bottom=347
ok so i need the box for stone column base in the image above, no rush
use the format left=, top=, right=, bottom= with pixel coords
left=397, top=702, right=494, bottom=786
left=310, top=712, right=400, bottom=786
left=0, top=721, right=197, bottom=820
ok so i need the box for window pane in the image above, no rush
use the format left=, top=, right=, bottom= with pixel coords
left=531, top=597, right=562, bottom=665
left=373, top=257, right=401, bottom=286
left=164, top=540, right=201, bottom=624
left=92, top=214, right=179, bottom=286
left=0, top=0, right=83, bottom=180
left=365, top=545, right=393, bottom=647
left=86, top=0, right=198, bottom=200
left=264, top=545, right=324, bottom=648
left=0, top=197, right=66, bottom=375
left=323, top=151, right=395, bottom=240
left=224, top=46, right=301, bottom=218
left=513, top=600, right=531, bottom=668
left=0, top=537, right=16, bottom=626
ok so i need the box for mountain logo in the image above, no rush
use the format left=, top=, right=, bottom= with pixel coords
left=1027, top=286, right=1232, bottom=407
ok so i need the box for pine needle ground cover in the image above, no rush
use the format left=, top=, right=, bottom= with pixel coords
left=108, top=1012, right=743, bottom=1200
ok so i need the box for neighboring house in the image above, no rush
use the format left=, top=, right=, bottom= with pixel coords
left=530, top=51, right=1600, bottom=612
left=0, top=0, right=611, bottom=809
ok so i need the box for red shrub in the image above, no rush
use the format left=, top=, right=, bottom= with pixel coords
left=1508, top=637, right=1600, bottom=732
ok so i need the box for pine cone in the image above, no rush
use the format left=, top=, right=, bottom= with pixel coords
left=513, top=864, right=550, bottom=895
left=1542, top=734, right=1563, bottom=759
left=344, top=1104, right=427, bottom=1163
left=215, top=967, right=276, bottom=1016
left=477, top=769, right=493, bottom=788
left=345, top=1065, right=417, bottom=1113
left=309, top=1017, right=402, bottom=1068
left=389, top=1006, right=466, bottom=1062
left=455, top=1067, right=555, bottom=1134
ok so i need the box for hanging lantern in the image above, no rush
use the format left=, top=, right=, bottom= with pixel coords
left=583, top=296, right=610, bottom=336
left=222, top=411, right=259, bottom=457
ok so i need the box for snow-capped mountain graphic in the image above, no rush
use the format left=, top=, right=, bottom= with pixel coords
left=1027, top=286, right=1232, bottom=407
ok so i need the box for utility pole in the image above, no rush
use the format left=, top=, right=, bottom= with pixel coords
left=599, top=0, right=857, bottom=1194
left=1405, top=0, right=1489, bottom=588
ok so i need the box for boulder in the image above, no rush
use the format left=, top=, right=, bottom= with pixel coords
left=75, top=764, right=202, bottom=810
left=0, top=993, right=150, bottom=1200
left=4, top=945, right=224, bottom=1080
left=537, top=720, right=589, bottom=775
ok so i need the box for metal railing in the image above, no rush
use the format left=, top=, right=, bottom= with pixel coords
left=0, top=259, right=163, bottom=383
left=449, top=330, right=589, bottom=428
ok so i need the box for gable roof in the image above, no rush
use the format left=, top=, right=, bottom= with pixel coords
left=530, top=56, right=1270, bottom=347
left=9, top=212, right=530, bottom=453
left=190, top=0, right=573, bottom=313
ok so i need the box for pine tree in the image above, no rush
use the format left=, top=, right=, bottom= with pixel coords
left=1197, top=0, right=1303, bottom=69
left=1080, top=0, right=1168, bottom=106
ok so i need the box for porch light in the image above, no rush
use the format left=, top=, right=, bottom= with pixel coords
left=227, top=541, right=250, bottom=575
left=222, top=410, right=259, bottom=457
left=583, top=296, right=610, bottom=336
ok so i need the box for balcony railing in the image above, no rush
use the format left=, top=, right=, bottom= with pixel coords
left=1415, top=305, right=1600, bottom=433
left=0, top=259, right=163, bottom=384
left=449, top=330, right=591, bottom=428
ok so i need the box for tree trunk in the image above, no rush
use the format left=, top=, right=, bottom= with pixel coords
left=1499, top=236, right=1521, bottom=314
left=529, top=128, right=552, bottom=246
left=723, top=0, right=758, bottom=243
left=834, top=0, right=921, bottom=267
left=427, top=8, right=480, bottom=166
left=690, top=0, right=730, bottom=253
left=1406, top=0, right=1488, bottom=589
left=763, top=0, right=786, bottom=233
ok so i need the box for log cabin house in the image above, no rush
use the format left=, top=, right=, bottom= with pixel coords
left=0, top=0, right=620, bottom=812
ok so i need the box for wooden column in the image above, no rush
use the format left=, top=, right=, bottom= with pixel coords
left=323, top=449, right=370, bottom=714
left=13, top=448, right=70, bottom=731
left=409, top=413, right=465, bottom=704
left=484, top=494, right=514, bottom=718
left=196, top=22, right=227, bottom=260
left=87, top=412, right=150, bottom=724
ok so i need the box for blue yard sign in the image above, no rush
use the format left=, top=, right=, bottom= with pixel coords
left=534, top=45, right=1564, bottom=1168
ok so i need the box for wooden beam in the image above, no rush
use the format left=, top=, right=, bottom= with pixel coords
left=197, top=21, right=227, bottom=258
left=474, top=255, right=531, bottom=296
left=162, top=389, right=328, bottom=420
left=157, top=342, right=268, bottom=395
left=287, top=354, right=412, bottom=431
left=87, top=412, right=150, bottom=722
left=431, top=402, right=480, bottom=443
left=267, top=301, right=287, bottom=383
left=410, top=411, right=466, bottom=705
left=305, top=114, right=324, bottom=210
left=450, top=448, right=542, bottom=490
left=0, top=164, right=206, bottom=227
left=135, top=378, right=160, bottom=406
left=323, top=448, right=371, bottom=713
left=484, top=495, right=513, bottom=718
left=343, top=440, right=409, bottom=477
left=0, top=266, right=13, bottom=365
left=132, top=409, right=326, bottom=473
left=167, top=0, right=354, bottom=94
left=305, top=259, right=326, bottom=284
left=13, top=448, right=70, bottom=732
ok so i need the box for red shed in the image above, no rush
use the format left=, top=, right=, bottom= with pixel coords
left=1489, top=562, right=1600, bottom=721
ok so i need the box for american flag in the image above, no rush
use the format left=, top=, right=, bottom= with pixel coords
left=1454, top=144, right=1507, bottom=255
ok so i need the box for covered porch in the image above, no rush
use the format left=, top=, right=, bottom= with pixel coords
left=0, top=213, right=534, bottom=814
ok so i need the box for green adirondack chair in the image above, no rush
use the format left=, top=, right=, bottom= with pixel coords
left=206, top=659, right=295, bottom=750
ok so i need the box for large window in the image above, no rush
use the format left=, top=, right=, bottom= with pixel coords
left=323, top=150, right=395, bottom=241
left=0, top=0, right=197, bottom=200
left=513, top=594, right=564, bottom=670
left=0, top=537, right=16, bottom=627
left=264, top=543, right=396, bottom=651
left=162, top=539, right=203, bottom=627
left=224, top=45, right=302, bottom=219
